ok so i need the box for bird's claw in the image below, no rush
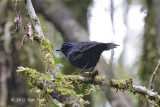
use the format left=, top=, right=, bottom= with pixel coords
left=79, top=70, right=98, bottom=77
left=90, top=70, right=98, bottom=77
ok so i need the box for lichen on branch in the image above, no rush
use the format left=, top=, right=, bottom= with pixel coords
left=17, top=66, right=89, bottom=107
left=63, top=75, right=160, bottom=106
left=17, top=66, right=160, bottom=106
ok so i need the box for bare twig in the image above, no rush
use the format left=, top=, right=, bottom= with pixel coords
left=148, top=60, right=160, bottom=89
left=145, top=60, right=160, bottom=107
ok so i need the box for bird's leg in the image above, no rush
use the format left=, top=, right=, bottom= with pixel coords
left=89, top=66, right=96, bottom=72
left=89, top=66, right=96, bottom=75
left=78, top=62, right=88, bottom=75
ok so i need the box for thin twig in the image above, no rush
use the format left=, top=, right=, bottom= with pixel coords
left=148, top=60, right=160, bottom=89
left=145, top=60, right=160, bottom=107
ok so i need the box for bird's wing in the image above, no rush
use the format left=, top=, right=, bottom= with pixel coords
left=77, top=42, right=101, bottom=52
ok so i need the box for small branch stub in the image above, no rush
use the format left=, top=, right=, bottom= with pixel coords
left=148, top=60, right=160, bottom=90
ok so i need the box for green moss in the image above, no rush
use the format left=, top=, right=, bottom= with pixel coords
left=95, top=76, right=109, bottom=85
left=47, top=89, right=53, bottom=93
left=78, top=83, right=84, bottom=90
left=80, top=100, right=90, bottom=107
left=85, top=85, right=93, bottom=95
left=17, top=67, right=79, bottom=101
left=17, top=67, right=54, bottom=84
left=38, top=38, right=75, bottom=90
left=56, top=87, right=76, bottom=96
left=17, top=66, right=75, bottom=97
left=110, top=78, right=133, bottom=90
left=39, top=39, right=56, bottom=71
left=41, top=39, right=53, bottom=56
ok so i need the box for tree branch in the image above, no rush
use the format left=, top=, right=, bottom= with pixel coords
left=63, top=75, right=160, bottom=106
left=26, top=0, right=59, bottom=78
left=148, top=60, right=160, bottom=89
left=17, top=67, right=160, bottom=106
left=25, top=0, right=85, bottom=106
left=26, top=0, right=45, bottom=39
left=17, top=66, right=89, bottom=107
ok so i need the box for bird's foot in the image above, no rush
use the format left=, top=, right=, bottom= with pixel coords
left=79, top=71, right=98, bottom=77
left=81, top=74, right=88, bottom=77
left=89, top=70, right=98, bottom=77
left=72, top=72, right=77, bottom=75
left=78, top=72, right=90, bottom=77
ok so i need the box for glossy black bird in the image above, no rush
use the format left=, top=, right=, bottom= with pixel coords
left=56, top=41, right=119, bottom=74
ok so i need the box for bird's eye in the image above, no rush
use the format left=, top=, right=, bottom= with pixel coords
left=61, top=43, right=72, bottom=52
left=63, top=43, right=72, bottom=48
left=66, top=44, right=71, bottom=47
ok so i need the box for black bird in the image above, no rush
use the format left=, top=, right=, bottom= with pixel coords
left=56, top=41, right=119, bottom=74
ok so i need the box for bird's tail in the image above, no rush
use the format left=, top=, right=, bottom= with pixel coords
left=104, top=43, right=119, bottom=50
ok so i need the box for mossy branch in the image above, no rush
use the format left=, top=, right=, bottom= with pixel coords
left=17, top=66, right=89, bottom=107
left=26, top=0, right=59, bottom=78
left=25, top=0, right=86, bottom=106
left=63, top=75, right=160, bottom=106
left=17, top=67, right=160, bottom=106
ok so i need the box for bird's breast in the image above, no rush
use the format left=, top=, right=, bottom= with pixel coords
left=68, top=52, right=88, bottom=68
left=67, top=51, right=101, bottom=68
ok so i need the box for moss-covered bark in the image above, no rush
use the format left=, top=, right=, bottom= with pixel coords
left=17, top=67, right=160, bottom=106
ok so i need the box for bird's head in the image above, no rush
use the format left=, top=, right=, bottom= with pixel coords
left=56, top=43, right=75, bottom=55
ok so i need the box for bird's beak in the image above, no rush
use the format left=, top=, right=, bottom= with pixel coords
left=56, top=49, right=61, bottom=51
